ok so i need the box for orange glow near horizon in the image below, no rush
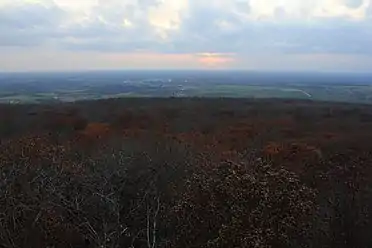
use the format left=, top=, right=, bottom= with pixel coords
left=0, top=48, right=237, bottom=71
left=195, top=53, right=235, bottom=67
left=105, top=52, right=236, bottom=69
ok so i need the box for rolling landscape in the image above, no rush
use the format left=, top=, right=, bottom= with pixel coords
left=1, top=71, right=372, bottom=247
left=2, top=0, right=372, bottom=247
left=1, top=71, right=372, bottom=104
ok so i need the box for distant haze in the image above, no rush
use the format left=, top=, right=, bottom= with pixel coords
left=1, top=0, right=372, bottom=72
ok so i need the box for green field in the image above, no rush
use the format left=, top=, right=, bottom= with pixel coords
left=2, top=82, right=372, bottom=104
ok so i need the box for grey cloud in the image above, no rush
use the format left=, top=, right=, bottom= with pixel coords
left=0, top=2, right=65, bottom=46
left=277, top=21, right=372, bottom=54
left=0, top=0, right=161, bottom=50
left=60, top=0, right=252, bottom=54
left=367, top=2, right=372, bottom=16
left=343, top=0, right=363, bottom=8
left=235, top=1, right=251, bottom=13
left=168, top=1, right=251, bottom=53
left=0, top=0, right=372, bottom=57
left=164, top=1, right=372, bottom=55
left=274, top=7, right=287, bottom=19
left=0, top=3, right=64, bottom=29
left=137, top=0, right=161, bottom=7
left=59, top=0, right=160, bottom=52
left=62, top=17, right=372, bottom=56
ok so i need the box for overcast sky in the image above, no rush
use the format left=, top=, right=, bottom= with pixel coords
left=1, top=0, right=372, bottom=72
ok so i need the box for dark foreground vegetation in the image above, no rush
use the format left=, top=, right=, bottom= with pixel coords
left=1, top=98, right=372, bottom=247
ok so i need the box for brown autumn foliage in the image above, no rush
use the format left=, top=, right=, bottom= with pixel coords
left=80, top=122, right=111, bottom=138
left=1, top=98, right=372, bottom=247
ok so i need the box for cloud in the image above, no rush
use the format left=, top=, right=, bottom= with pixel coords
left=344, top=0, right=364, bottom=8
left=0, top=1, right=65, bottom=46
left=0, top=0, right=372, bottom=71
